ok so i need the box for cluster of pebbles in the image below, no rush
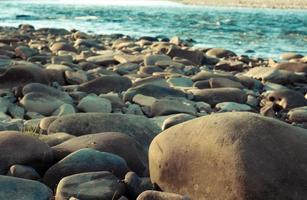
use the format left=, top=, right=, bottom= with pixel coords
left=0, top=24, right=306, bottom=200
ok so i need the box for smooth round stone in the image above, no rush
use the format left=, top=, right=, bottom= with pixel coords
left=137, top=191, right=189, bottom=200
left=86, top=53, right=118, bottom=66
left=50, top=42, right=77, bottom=53
left=0, top=97, right=10, bottom=113
left=40, top=132, right=76, bottom=147
left=23, top=83, right=73, bottom=104
left=20, top=92, right=65, bottom=116
left=215, top=102, right=252, bottom=112
left=206, top=48, right=236, bottom=58
left=124, top=172, right=154, bottom=199
left=8, top=104, right=25, bottom=119
left=149, top=112, right=307, bottom=199
left=167, top=77, right=193, bottom=87
left=64, top=70, right=88, bottom=84
left=48, top=113, right=161, bottom=150
left=52, top=132, right=148, bottom=176
left=114, top=63, right=139, bottom=75
left=77, top=95, right=112, bottom=113
left=0, top=63, right=49, bottom=89
left=192, top=71, right=238, bottom=82
left=166, top=47, right=205, bottom=66
left=99, top=93, right=126, bottom=111
left=133, top=94, right=157, bottom=107
left=162, top=113, right=196, bottom=130
left=280, top=53, right=303, bottom=60
left=124, top=103, right=144, bottom=115
left=53, top=103, right=76, bottom=116
left=114, top=53, right=144, bottom=64
left=274, top=62, right=307, bottom=73
left=264, top=89, right=307, bottom=109
left=55, top=171, right=126, bottom=200
left=43, top=148, right=129, bottom=189
left=288, top=107, right=307, bottom=123
left=150, top=99, right=196, bottom=117
left=208, top=77, right=244, bottom=89
left=7, top=164, right=41, bottom=180
left=244, top=67, right=305, bottom=84
left=51, top=55, right=73, bottom=64
left=0, top=175, right=52, bottom=200
left=144, top=55, right=172, bottom=67
left=45, top=64, right=72, bottom=71
left=0, top=131, right=53, bottom=174
left=39, top=116, right=58, bottom=131
left=123, top=84, right=186, bottom=102
left=191, top=88, right=247, bottom=106
left=79, top=76, right=132, bottom=94
left=139, top=66, right=164, bottom=74
left=15, top=46, right=37, bottom=60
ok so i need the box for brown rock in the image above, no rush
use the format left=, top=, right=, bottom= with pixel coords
left=50, top=42, right=77, bottom=53
left=206, top=48, right=236, bottom=58
left=191, top=88, right=247, bottom=106
left=274, top=62, right=307, bottom=73
left=79, top=76, right=132, bottom=94
left=55, top=171, right=126, bottom=200
left=167, top=47, right=205, bottom=66
left=0, top=131, right=53, bottom=174
left=149, top=112, right=307, bottom=199
left=264, top=90, right=307, bottom=109
left=137, top=191, right=189, bottom=200
left=52, top=132, right=148, bottom=176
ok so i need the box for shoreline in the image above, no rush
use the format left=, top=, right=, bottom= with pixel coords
left=0, top=24, right=306, bottom=199
left=172, top=0, right=307, bottom=9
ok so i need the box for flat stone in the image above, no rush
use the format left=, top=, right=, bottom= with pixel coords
left=43, top=148, right=129, bottom=189
left=0, top=175, right=52, bottom=200
left=55, top=171, right=125, bottom=200
left=77, top=95, right=112, bottom=113
left=52, top=132, right=148, bottom=176
left=48, top=113, right=161, bottom=149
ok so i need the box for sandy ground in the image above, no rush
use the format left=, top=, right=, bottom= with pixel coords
left=174, top=0, right=307, bottom=9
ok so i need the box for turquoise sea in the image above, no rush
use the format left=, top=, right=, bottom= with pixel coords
left=0, top=0, right=306, bottom=58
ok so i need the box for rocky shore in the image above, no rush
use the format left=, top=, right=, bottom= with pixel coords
left=0, top=24, right=307, bottom=199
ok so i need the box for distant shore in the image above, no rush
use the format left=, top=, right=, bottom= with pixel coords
left=173, top=0, right=307, bottom=9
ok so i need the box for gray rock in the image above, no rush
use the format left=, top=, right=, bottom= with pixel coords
left=55, top=171, right=125, bottom=200
left=48, top=113, right=161, bottom=149
left=137, top=191, right=190, bottom=200
left=0, top=175, right=52, bottom=200
left=0, top=131, right=53, bottom=174
left=167, top=77, right=193, bottom=87
left=43, top=148, right=129, bottom=188
left=52, top=132, right=148, bottom=176
left=0, top=97, right=10, bottom=113
left=20, top=92, right=65, bottom=116
left=124, top=84, right=186, bottom=101
left=124, top=172, right=154, bottom=199
left=162, top=113, right=196, bottom=130
left=150, top=99, right=196, bottom=117
left=53, top=103, right=76, bottom=116
left=77, top=95, right=112, bottom=113
left=215, top=102, right=252, bottom=112
left=7, top=164, right=41, bottom=180
left=79, top=76, right=132, bottom=94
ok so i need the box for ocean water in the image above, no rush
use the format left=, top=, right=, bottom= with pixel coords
left=0, top=0, right=306, bottom=58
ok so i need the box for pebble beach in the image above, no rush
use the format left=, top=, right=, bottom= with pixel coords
left=0, top=1, right=307, bottom=200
